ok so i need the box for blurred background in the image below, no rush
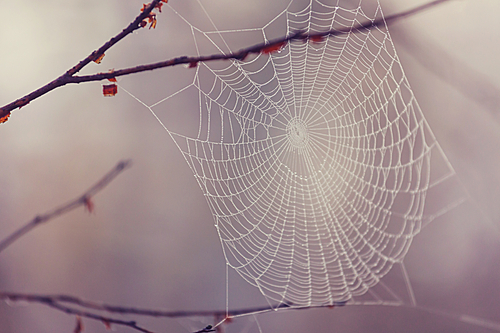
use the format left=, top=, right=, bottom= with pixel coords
left=1, top=0, right=500, bottom=332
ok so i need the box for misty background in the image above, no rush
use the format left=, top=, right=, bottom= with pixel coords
left=1, top=0, right=500, bottom=332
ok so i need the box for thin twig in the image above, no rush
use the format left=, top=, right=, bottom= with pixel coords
left=0, top=0, right=163, bottom=120
left=46, top=302, right=154, bottom=333
left=0, top=292, right=153, bottom=333
left=67, top=0, right=452, bottom=83
left=0, top=160, right=132, bottom=254
left=0, top=0, right=451, bottom=122
left=0, top=292, right=347, bottom=333
left=6, top=291, right=500, bottom=333
left=0, top=291, right=347, bottom=319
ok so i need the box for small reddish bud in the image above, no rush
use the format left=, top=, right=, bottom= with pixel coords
left=309, top=35, right=325, bottom=43
left=103, top=84, right=118, bottom=97
left=83, top=196, right=95, bottom=213
left=261, top=41, right=287, bottom=54
left=74, top=316, right=84, bottom=333
left=0, top=113, right=11, bottom=124
left=93, top=53, right=105, bottom=64
left=102, top=319, right=112, bottom=330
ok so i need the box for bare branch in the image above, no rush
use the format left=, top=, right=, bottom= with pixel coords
left=0, top=160, right=132, bottom=254
left=3, top=291, right=496, bottom=333
left=47, top=302, right=155, bottom=333
left=0, top=292, right=348, bottom=333
left=68, top=0, right=452, bottom=83
left=64, top=1, right=164, bottom=77
left=0, top=0, right=451, bottom=122
left=0, top=292, right=154, bottom=333
left=0, top=291, right=347, bottom=318
left=0, top=0, right=163, bottom=121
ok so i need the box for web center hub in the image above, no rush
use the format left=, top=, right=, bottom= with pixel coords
left=286, top=118, right=309, bottom=149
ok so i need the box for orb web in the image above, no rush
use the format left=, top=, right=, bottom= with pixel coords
left=122, top=0, right=458, bottom=308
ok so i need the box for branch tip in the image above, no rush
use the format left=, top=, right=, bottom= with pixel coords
left=0, top=160, right=132, bottom=254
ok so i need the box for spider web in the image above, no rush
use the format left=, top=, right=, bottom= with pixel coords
left=120, top=0, right=484, bottom=319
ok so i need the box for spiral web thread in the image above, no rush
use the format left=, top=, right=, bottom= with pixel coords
left=122, top=0, right=468, bottom=311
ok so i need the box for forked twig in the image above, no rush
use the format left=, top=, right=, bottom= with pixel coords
left=0, top=0, right=163, bottom=121
left=0, top=0, right=451, bottom=122
left=0, top=292, right=346, bottom=333
left=0, top=160, right=132, bottom=254
left=3, top=291, right=500, bottom=333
